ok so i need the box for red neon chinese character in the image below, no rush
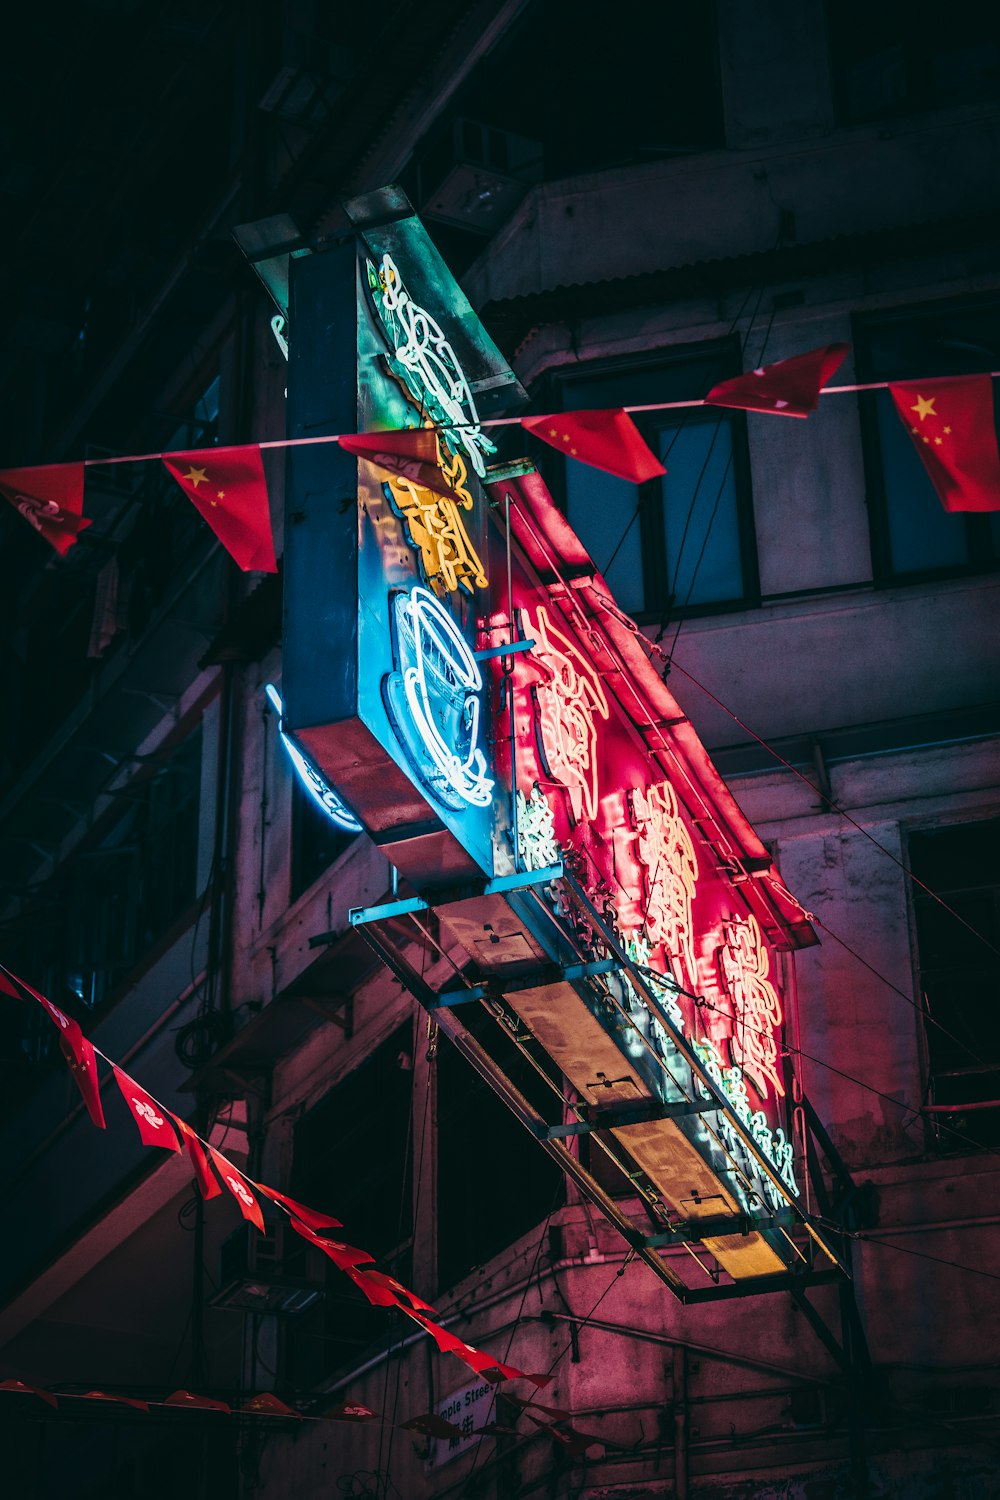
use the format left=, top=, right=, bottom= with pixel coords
left=526, top=605, right=609, bottom=822
left=629, top=779, right=699, bottom=990
left=717, top=914, right=785, bottom=1100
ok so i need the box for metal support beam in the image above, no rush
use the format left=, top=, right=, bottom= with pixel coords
left=683, top=1269, right=843, bottom=1304
left=545, top=1096, right=708, bottom=1136
left=644, top=1212, right=795, bottom=1247
left=343, top=862, right=564, bottom=931
left=435, top=956, right=620, bottom=1007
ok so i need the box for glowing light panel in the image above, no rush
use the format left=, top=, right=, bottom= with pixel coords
left=385, top=441, right=487, bottom=596
left=265, top=685, right=363, bottom=833
left=717, top=914, right=785, bottom=1100
left=629, top=779, right=700, bottom=993
left=524, top=605, right=609, bottom=822
left=370, top=253, right=495, bottom=478
left=383, top=587, right=493, bottom=809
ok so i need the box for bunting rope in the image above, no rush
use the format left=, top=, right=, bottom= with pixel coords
left=0, top=962, right=549, bottom=1394
left=17, top=367, right=994, bottom=469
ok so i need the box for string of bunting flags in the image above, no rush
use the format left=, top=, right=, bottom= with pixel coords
left=0, top=961, right=550, bottom=1395
left=0, top=1379, right=603, bottom=1452
left=2, top=346, right=997, bottom=570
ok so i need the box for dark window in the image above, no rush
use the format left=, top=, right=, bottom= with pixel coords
left=541, top=347, right=758, bottom=626
left=0, top=730, right=202, bottom=1079
left=909, top=822, right=1000, bottom=1149
left=284, top=1023, right=414, bottom=1387
left=829, top=2, right=1000, bottom=122
left=289, top=774, right=356, bottom=901
left=856, top=300, right=1000, bottom=582
left=437, top=1011, right=564, bottom=1289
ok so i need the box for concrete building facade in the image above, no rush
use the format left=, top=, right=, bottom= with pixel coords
left=0, top=4, right=998, bottom=1497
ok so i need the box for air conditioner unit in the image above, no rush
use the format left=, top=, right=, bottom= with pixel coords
left=210, top=1220, right=325, bottom=1318
left=416, top=118, right=543, bottom=235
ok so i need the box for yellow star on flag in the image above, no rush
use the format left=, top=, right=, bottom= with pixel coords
left=910, top=395, right=937, bottom=423
left=183, top=466, right=208, bottom=488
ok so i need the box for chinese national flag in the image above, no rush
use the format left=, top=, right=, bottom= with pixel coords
left=521, top=409, right=666, bottom=484
left=888, top=375, right=1000, bottom=512
left=338, top=428, right=459, bottom=499
left=112, top=1067, right=180, bottom=1152
left=0, top=462, right=90, bottom=555
left=162, top=445, right=277, bottom=572
left=706, top=343, right=850, bottom=418
left=208, top=1148, right=266, bottom=1232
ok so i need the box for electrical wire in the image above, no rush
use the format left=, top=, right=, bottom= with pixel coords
left=599, top=269, right=775, bottom=587
left=660, top=653, right=1000, bottom=964
left=813, top=1216, right=1000, bottom=1287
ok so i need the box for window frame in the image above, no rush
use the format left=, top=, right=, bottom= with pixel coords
left=534, top=343, right=761, bottom=626
left=904, top=816, right=1000, bottom=1153
left=853, top=296, right=1000, bottom=588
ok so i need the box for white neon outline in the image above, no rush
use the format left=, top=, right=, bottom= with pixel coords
left=375, top=253, right=495, bottom=478
left=392, top=587, right=493, bottom=808
left=264, top=685, right=363, bottom=834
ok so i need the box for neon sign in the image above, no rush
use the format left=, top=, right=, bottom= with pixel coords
left=694, top=1039, right=799, bottom=1204
left=516, top=783, right=560, bottom=872
left=383, top=586, right=493, bottom=810
left=264, top=685, right=363, bottom=833
left=385, top=441, right=487, bottom=596
left=717, top=914, right=785, bottom=1100
left=369, top=253, right=495, bottom=478
left=629, top=780, right=700, bottom=993
left=524, top=605, right=609, bottom=823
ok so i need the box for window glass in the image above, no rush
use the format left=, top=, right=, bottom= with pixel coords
left=856, top=300, right=1000, bottom=581
left=660, top=418, right=742, bottom=608
left=830, top=2, right=1000, bottom=122
left=909, top=822, right=1000, bottom=1149
left=285, top=1023, right=414, bottom=1385
left=437, top=1011, right=564, bottom=1290
left=552, top=348, right=756, bottom=621
left=289, top=771, right=356, bottom=901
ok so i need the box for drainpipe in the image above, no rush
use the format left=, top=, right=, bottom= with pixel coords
left=672, top=1344, right=688, bottom=1500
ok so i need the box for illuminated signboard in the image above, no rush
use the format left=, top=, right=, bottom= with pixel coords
left=283, top=191, right=523, bottom=886
left=283, top=191, right=838, bottom=1288
left=264, top=685, right=362, bottom=833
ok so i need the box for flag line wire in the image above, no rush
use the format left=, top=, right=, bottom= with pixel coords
left=60, top=371, right=1000, bottom=468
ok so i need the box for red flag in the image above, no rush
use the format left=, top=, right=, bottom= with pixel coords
left=339, top=428, right=459, bottom=499
left=0, top=463, right=90, bottom=556
left=521, top=409, right=665, bottom=483
left=888, top=375, right=1000, bottom=512
left=171, top=1117, right=222, bottom=1200
left=404, top=1309, right=535, bottom=1385
left=240, top=1392, right=301, bottom=1419
left=162, top=445, right=277, bottom=572
left=0, top=966, right=104, bottom=1127
left=164, top=1390, right=231, bottom=1413
left=41, top=1008, right=106, bottom=1130
left=706, top=343, right=849, bottom=418
left=113, top=1067, right=180, bottom=1152
left=360, top=1270, right=438, bottom=1313
left=325, top=1400, right=379, bottom=1422
left=81, top=1390, right=150, bottom=1413
left=209, top=1148, right=266, bottom=1232
left=287, top=1216, right=374, bottom=1270
left=0, top=1379, right=58, bottom=1407
left=255, top=1184, right=342, bottom=1232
